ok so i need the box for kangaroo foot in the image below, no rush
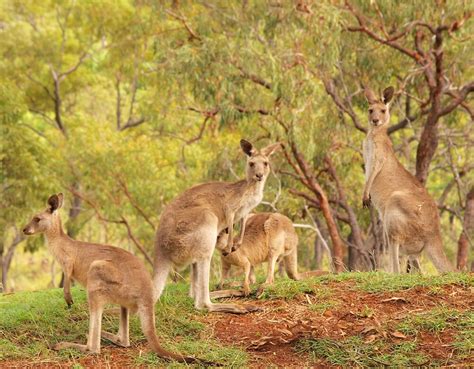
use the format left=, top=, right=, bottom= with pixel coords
left=53, top=342, right=98, bottom=354
left=101, top=331, right=130, bottom=347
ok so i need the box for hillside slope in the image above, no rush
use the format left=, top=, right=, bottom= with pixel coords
left=0, top=273, right=473, bottom=368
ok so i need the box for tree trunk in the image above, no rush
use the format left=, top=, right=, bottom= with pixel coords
left=457, top=187, right=474, bottom=270
left=319, top=195, right=345, bottom=272
left=415, top=112, right=439, bottom=185
left=1, top=232, right=24, bottom=292
left=325, top=156, right=371, bottom=270
left=313, top=232, right=323, bottom=270
left=287, top=144, right=346, bottom=272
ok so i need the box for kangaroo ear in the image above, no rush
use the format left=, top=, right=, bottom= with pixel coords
left=261, top=142, right=281, bottom=157
left=364, top=88, right=378, bottom=104
left=57, top=193, right=64, bottom=209
left=47, top=194, right=60, bottom=212
left=240, top=139, right=255, bottom=157
left=382, top=86, right=394, bottom=104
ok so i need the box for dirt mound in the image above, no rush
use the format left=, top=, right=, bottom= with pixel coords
left=205, top=280, right=473, bottom=367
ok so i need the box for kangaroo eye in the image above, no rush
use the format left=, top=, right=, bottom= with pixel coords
left=368, top=109, right=374, bottom=114
left=381, top=109, right=386, bottom=114
left=34, top=217, right=40, bottom=223
left=264, top=162, right=269, bottom=167
left=249, top=162, right=255, bottom=167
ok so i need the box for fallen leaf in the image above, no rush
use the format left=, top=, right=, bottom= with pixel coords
left=364, top=334, right=379, bottom=343
left=381, top=297, right=408, bottom=303
left=391, top=331, right=407, bottom=339
left=359, top=326, right=378, bottom=335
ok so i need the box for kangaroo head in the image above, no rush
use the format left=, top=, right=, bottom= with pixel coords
left=364, top=86, right=394, bottom=128
left=23, top=193, right=64, bottom=235
left=240, top=139, right=280, bottom=183
left=215, top=228, right=229, bottom=253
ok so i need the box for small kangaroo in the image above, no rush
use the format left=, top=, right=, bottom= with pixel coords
left=153, top=139, right=280, bottom=313
left=363, top=87, right=454, bottom=273
left=215, top=212, right=299, bottom=296
left=22, top=193, right=207, bottom=364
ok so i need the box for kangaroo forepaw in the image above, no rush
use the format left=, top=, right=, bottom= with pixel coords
left=65, top=296, right=74, bottom=308
left=362, top=195, right=371, bottom=208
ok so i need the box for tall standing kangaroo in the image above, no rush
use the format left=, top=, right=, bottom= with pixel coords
left=362, top=87, right=454, bottom=273
left=22, top=194, right=208, bottom=364
left=153, top=139, right=280, bottom=313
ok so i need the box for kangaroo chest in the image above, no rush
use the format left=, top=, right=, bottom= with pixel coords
left=234, top=189, right=263, bottom=221
left=363, top=136, right=375, bottom=181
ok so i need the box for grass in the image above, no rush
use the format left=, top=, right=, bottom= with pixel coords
left=397, top=306, right=474, bottom=359
left=298, top=306, right=474, bottom=367
left=0, top=283, right=248, bottom=366
left=296, top=336, right=431, bottom=367
left=256, top=271, right=472, bottom=299
left=397, top=307, right=467, bottom=335
left=318, top=271, right=473, bottom=293
left=1, top=272, right=472, bottom=366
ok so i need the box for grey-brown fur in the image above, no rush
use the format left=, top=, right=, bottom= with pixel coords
left=22, top=193, right=207, bottom=364
left=363, top=87, right=454, bottom=273
left=153, top=139, right=280, bottom=313
left=216, top=212, right=299, bottom=295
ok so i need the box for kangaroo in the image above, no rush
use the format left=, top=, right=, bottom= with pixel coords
left=363, top=87, right=454, bottom=273
left=215, top=212, right=299, bottom=296
left=153, top=139, right=280, bottom=313
left=22, top=193, right=208, bottom=364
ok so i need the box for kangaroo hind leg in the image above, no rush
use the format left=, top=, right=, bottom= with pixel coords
left=101, top=306, right=130, bottom=347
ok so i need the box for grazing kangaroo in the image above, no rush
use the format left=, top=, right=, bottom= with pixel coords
left=153, top=139, right=280, bottom=313
left=22, top=193, right=207, bottom=364
left=363, top=87, right=454, bottom=273
left=215, top=212, right=300, bottom=296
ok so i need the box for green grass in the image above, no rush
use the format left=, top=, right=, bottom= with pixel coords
left=296, top=336, right=430, bottom=367
left=317, top=271, right=473, bottom=293
left=397, top=307, right=465, bottom=335
left=256, top=271, right=472, bottom=299
left=396, top=306, right=473, bottom=359
left=1, top=272, right=472, bottom=366
left=0, top=283, right=248, bottom=366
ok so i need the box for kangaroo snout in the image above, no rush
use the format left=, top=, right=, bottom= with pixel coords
left=23, top=227, right=32, bottom=235
left=255, top=173, right=263, bottom=181
left=372, top=119, right=380, bottom=125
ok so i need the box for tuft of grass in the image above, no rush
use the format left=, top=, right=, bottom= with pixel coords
left=397, top=307, right=470, bottom=335
left=257, top=278, right=315, bottom=299
left=308, top=300, right=339, bottom=314
left=452, top=329, right=474, bottom=359
left=296, top=336, right=431, bottom=367
left=0, top=283, right=248, bottom=366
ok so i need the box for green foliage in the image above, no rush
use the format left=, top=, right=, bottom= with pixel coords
left=1, top=0, right=473, bottom=291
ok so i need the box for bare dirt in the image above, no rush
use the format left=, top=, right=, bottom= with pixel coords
left=3, top=280, right=473, bottom=368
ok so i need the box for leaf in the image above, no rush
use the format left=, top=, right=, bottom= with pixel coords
left=391, top=331, right=407, bottom=339
left=381, top=297, right=408, bottom=303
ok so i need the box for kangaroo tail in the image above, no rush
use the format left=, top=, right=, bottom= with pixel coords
left=284, top=245, right=300, bottom=280
left=425, top=236, right=455, bottom=273
left=138, top=305, right=216, bottom=365
left=152, top=253, right=172, bottom=303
